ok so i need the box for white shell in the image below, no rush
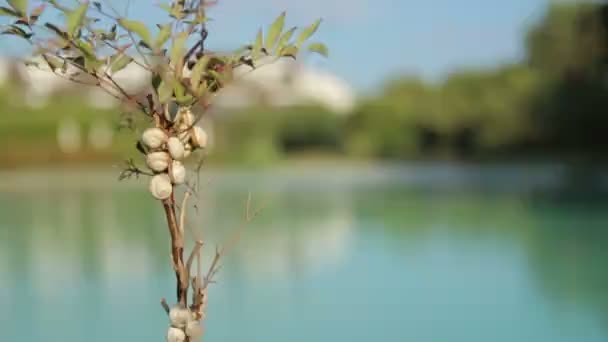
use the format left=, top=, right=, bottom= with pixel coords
left=185, top=320, right=203, bottom=338
left=183, top=144, right=192, bottom=158
left=142, top=128, right=168, bottom=149
left=169, top=305, right=191, bottom=328
left=167, top=327, right=186, bottom=342
left=167, top=137, right=185, bottom=160
left=191, top=126, right=208, bottom=149
left=169, top=160, right=186, bottom=185
left=179, top=109, right=195, bottom=126
left=149, top=174, right=172, bottom=200
left=146, top=151, right=171, bottom=172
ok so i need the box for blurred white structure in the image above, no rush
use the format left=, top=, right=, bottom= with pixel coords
left=0, top=56, right=356, bottom=114
left=219, top=57, right=356, bottom=114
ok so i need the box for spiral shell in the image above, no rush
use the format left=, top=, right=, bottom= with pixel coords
left=191, top=126, right=208, bottom=149
left=169, top=305, right=191, bottom=329
left=149, top=174, right=172, bottom=200
left=183, top=143, right=193, bottom=158
left=179, top=108, right=195, bottom=126
left=142, top=128, right=168, bottom=149
left=169, top=160, right=186, bottom=185
left=167, top=137, right=185, bottom=160
left=167, top=327, right=186, bottom=342
left=146, top=151, right=171, bottom=172
left=177, top=125, right=191, bottom=144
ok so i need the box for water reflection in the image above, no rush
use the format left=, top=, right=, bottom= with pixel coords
left=0, top=166, right=607, bottom=342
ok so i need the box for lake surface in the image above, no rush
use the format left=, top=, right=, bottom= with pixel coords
left=1, top=163, right=607, bottom=342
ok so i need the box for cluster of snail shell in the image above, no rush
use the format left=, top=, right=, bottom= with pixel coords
left=167, top=305, right=204, bottom=342
left=143, top=108, right=208, bottom=200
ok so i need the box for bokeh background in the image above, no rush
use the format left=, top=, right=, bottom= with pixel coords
left=1, top=1, right=608, bottom=342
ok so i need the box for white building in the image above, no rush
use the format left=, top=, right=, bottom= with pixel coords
left=0, top=56, right=356, bottom=114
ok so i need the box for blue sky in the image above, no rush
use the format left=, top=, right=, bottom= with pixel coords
left=0, top=0, right=550, bottom=91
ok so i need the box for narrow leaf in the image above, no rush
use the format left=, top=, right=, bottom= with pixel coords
left=118, top=19, right=152, bottom=46
left=48, top=0, right=70, bottom=12
left=280, top=45, right=298, bottom=59
left=1, top=24, right=31, bottom=39
left=158, top=3, right=172, bottom=14
left=307, top=42, right=328, bottom=57
left=67, top=2, right=88, bottom=36
left=252, top=29, right=263, bottom=60
left=275, top=26, right=296, bottom=54
left=265, top=12, right=285, bottom=51
left=110, top=54, right=133, bottom=73
left=42, top=54, right=62, bottom=71
left=158, top=78, right=174, bottom=103
left=190, top=55, right=210, bottom=91
left=174, top=82, right=192, bottom=105
left=7, top=0, right=27, bottom=16
left=296, top=18, right=321, bottom=47
left=76, top=40, right=95, bottom=58
left=0, top=6, right=20, bottom=17
left=170, top=31, right=188, bottom=65
left=155, top=24, right=172, bottom=49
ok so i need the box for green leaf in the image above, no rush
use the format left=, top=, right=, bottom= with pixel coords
left=279, top=45, right=298, bottom=59
left=7, top=0, right=27, bottom=16
left=159, top=3, right=172, bottom=14
left=1, top=24, right=32, bottom=39
left=307, top=42, right=328, bottom=57
left=174, top=82, right=192, bottom=105
left=155, top=24, right=172, bottom=49
left=296, top=18, right=322, bottom=47
left=67, top=2, right=88, bottom=36
left=158, top=79, right=174, bottom=103
left=118, top=19, right=152, bottom=46
left=48, top=0, right=70, bottom=12
left=84, top=56, right=102, bottom=73
left=275, top=26, right=296, bottom=54
left=190, top=55, right=210, bottom=91
left=252, top=29, right=263, bottom=60
left=76, top=40, right=95, bottom=58
left=42, top=54, right=62, bottom=71
left=0, top=6, right=20, bottom=17
left=170, top=31, right=188, bottom=65
left=265, top=12, right=285, bottom=51
left=110, top=54, right=133, bottom=73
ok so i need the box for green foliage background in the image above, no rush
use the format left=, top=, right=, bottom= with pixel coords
left=1, top=2, right=608, bottom=166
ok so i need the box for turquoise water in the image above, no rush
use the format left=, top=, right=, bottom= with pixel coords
left=0, top=164, right=607, bottom=342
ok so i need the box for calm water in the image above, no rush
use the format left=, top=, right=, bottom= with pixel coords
left=1, top=164, right=608, bottom=342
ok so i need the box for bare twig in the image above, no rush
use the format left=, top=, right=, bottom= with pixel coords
left=201, top=193, right=265, bottom=290
left=179, top=191, right=192, bottom=236
left=160, top=298, right=171, bottom=314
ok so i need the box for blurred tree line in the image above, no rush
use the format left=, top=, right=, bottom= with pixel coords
left=343, top=1, right=608, bottom=160
left=215, top=2, right=608, bottom=163
left=1, top=2, right=607, bottom=166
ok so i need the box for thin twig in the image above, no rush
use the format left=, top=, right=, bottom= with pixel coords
left=179, top=191, right=192, bottom=236
left=160, top=298, right=171, bottom=314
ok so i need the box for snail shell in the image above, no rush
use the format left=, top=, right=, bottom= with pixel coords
left=167, top=137, right=185, bottom=160
left=149, top=174, right=172, bottom=200
left=167, top=327, right=186, bottom=342
left=169, top=305, right=191, bottom=329
left=142, top=128, right=168, bottom=149
left=169, top=160, right=186, bottom=185
left=191, top=126, right=208, bottom=149
left=146, top=151, right=171, bottom=172
left=183, top=143, right=193, bottom=158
